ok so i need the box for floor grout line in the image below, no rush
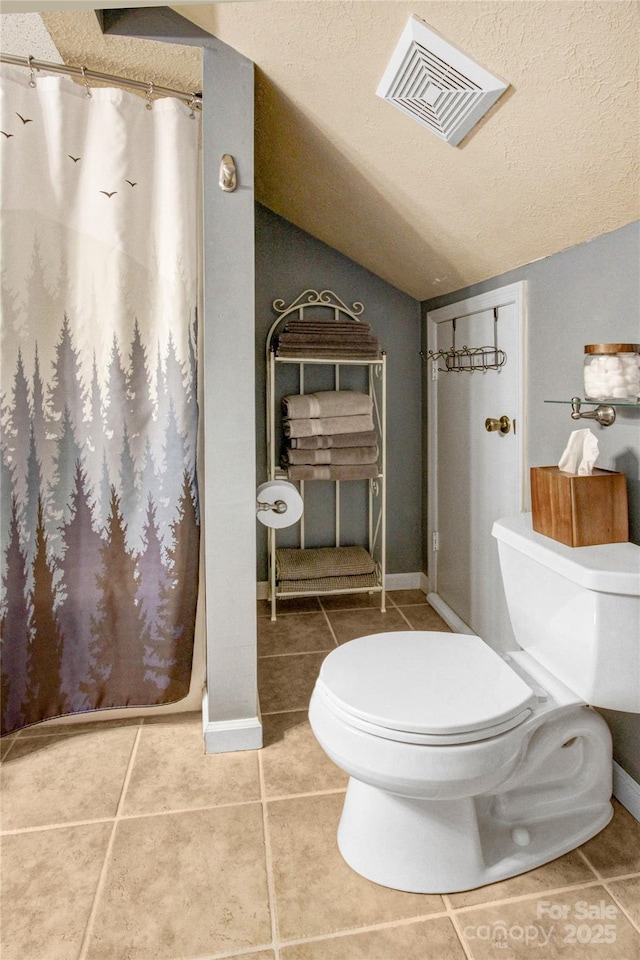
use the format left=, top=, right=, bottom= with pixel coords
left=183, top=946, right=278, bottom=960
left=118, top=796, right=263, bottom=820
left=14, top=716, right=146, bottom=739
left=395, top=605, right=416, bottom=629
left=265, top=786, right=347, bottom=804
left=602, top=879, right=640, bottom=937
left=257, top=611, right=322, bottom=618
left=258, top=748, right=281, bottom=960
left=447, top=874, right=640, bottom=915
left=576, top=847, right=640, bottom=936
left=261, top=707, right=314, bottom=717
left=1, top=816, right=115, bottom=836
left=275, top=911, right=452, bottom=949
left=442, top=894, right=476, bottom=960
left=2, top=796, right=268, bottom=836
left=0, top=738, right=18, bottom=761
left=6, top=601, right=640, bottom=959
left=77, top=724, right=143, bottom=960
left=317, top=599, right=341, bottom=647
left=576, top=846, right=602, bottom=876
left=258, top=648, right=335, bottom=660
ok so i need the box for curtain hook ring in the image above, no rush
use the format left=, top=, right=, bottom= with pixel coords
left=188, top=93, right=197, bottom=119
left=26, top=55, right=37, bottom=88
left=145, top=81, right=154, bottom=110
left=80, top=66, right=92, bottom=98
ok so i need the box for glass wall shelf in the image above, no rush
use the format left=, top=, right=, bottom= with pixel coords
left=544, top=397, right=640, bottom=427
left=544, top=399, right=640, bottom=407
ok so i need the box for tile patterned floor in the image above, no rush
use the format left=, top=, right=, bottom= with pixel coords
left=2, top=590, right=639, bottom=960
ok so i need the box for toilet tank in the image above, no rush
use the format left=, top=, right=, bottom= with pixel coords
left=493, top=513, right=640, bottom=713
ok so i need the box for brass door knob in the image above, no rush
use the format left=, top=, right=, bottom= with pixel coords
left=485, top=415, right=512, bottom=434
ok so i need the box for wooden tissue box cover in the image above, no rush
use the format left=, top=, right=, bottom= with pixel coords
left=530, top=466, right=628, bottom=547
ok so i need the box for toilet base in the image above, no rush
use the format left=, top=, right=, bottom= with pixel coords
left=337, top=777, right=613, bottom=894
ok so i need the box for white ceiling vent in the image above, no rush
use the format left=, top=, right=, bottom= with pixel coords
left=376, top=16, right=509, bottom=147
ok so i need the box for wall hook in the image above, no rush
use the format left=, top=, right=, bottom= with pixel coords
left=219, top=154, right=237, bottom=192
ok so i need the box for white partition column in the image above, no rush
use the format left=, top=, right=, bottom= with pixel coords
left=200, top=42, right=261, bottom=752
left=103, top=7, right=261, bottom=753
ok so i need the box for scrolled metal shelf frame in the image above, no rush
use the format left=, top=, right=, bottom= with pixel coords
left=265, top=289, right=386, bottom=621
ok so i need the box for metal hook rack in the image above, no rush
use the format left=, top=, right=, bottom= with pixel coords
left=420, top=309, right=507, bottom=373
left=422, top=344, right=507, bottom=373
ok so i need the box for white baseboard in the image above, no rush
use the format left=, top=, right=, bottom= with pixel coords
left=426, top=592, right=475, bottom=635
left=613, top=760, right=640, bottom=821
left=257, top=572, right=427, bottom=601
left=385, top=572, right=425, bottom=591
left=202, top=693, right=263, bottom=753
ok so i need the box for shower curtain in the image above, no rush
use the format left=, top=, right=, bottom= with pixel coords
left=0, top=66, right=200, bottom=736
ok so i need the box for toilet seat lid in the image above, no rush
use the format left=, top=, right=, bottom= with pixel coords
left=317, top=632, right=537, bottom=739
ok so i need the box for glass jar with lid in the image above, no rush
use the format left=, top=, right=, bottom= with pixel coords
left=583, top=344, right=640, bottom=401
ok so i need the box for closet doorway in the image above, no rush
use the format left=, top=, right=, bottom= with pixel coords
left=426, top=282, right=526, bottom=651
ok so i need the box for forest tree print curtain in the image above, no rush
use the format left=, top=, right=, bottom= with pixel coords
left=0, top=66, right=200, bottom=735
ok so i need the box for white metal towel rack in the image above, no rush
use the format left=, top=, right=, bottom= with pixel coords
left=265, top=290, right=386, bottom=620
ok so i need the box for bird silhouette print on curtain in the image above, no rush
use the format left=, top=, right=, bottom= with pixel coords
left=0, top=65, right=201, bottom=735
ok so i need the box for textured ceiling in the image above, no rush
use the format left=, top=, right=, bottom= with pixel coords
left=39, top=7, right=202, bottom=92
left=0, top=12, right=63, bottom=60
left=13, top=2, right=640, bottom=299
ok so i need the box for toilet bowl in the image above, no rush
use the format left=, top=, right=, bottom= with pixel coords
left=310, top=631, right=612, bottom=893
left=309, top=513, right=640, bottom=894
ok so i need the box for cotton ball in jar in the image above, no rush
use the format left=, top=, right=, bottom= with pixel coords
left=603, top=356, right=623, bottom=373
left=584, top=345, right=640, bottom=400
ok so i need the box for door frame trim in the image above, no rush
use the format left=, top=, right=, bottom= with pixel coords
left=426, top=280, right=527, bottom=599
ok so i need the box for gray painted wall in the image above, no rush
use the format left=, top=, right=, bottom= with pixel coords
left=424, top=220, right=640, bottom=782
left=255, top=204, right=423, bottom=582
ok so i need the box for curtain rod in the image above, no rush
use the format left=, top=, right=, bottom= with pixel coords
left=0, top=53, right=202, bottom=110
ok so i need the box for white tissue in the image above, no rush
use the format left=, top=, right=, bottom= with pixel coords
left=558, top=429, right=599, bottom=476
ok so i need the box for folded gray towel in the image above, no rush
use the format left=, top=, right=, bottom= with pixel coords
left=285, top=463, right=379, bottom=481
left=283, top=318, right=372, bottom=334
left=276, top=545, right=375, bottom=581
left=282, top=391, right=372, bottom=420
left=283, top=446, right=378, bottom=465
left=290, top=431, right=378, bottom=449
left=283, top=413, right=374, bottom=438
left=277, top=345, right=380, bottom=359
left=275, top=318, right=380, bottom=358
left=277, top=331, right=377, bottom=343
left=278, top=572, right=379, bottom=593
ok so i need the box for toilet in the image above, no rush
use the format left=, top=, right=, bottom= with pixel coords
left=309, top=513, right=640, bottom=894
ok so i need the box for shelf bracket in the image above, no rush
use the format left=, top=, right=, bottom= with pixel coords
left=570, top=396, right=616, bottom=427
